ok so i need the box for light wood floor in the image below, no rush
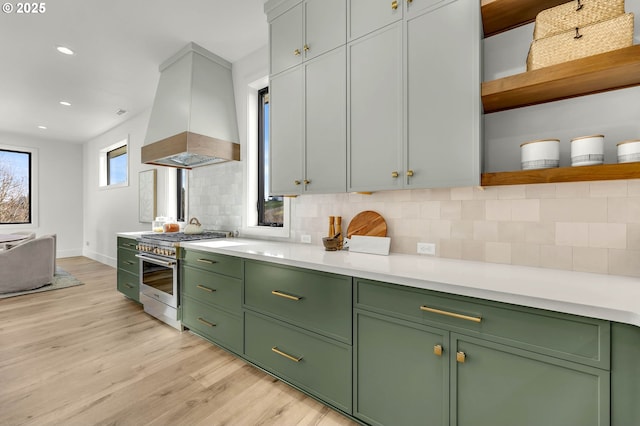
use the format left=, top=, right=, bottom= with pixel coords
left=0, top=257, right=358, bottom=426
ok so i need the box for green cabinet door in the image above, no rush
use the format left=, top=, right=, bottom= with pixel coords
left=452, top=333, right=610, bottom=426
left=117, top=237, right=139, bottom=302
left=354, top=310, right=449, bottom=426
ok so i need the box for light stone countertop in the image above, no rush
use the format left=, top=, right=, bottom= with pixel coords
left=118, top=233, right=640, bottom=327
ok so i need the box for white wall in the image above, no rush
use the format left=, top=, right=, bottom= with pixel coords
left=82, top=109, right=172, bottom=266
left=0, top=131, right=83, bottom=257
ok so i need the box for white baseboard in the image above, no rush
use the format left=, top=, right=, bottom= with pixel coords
left=82, top=249, right=117, bottom=268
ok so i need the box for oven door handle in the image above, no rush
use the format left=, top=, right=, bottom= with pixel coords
left=135, top=254, right=177, bottom=267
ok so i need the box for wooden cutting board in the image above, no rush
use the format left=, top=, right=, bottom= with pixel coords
left=347, top=211, right=387, bottom=238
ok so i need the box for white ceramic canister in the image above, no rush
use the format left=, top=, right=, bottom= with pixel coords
left=520, top=139, right=560, bottom=170
left=571, top=135, right=604, bottom=166
left=617, top=139, right=640, bottom=163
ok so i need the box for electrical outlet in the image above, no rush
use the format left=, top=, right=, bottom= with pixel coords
left=301, top=234, right=311, bottom=244
left=417, top=242, right=436, bottom=255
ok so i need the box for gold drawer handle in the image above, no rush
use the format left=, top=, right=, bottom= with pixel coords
left=197, top=284, right=216, bottom=293
left=294, top=48, right=301, bottom=56
left=434, top=344, right=443, bottom=357
left=272, top=346, right=303, bottom=363
left=391, top=0, right=398, bottom=10
left=420, top=306, right=482, bottom=323
left=197, top=258, right=217, bottom=265
left=456, top=351, right=466, bottom=363
left=271, top=290, right=302, bottom=301
left=303, top=44, right=310, bottom=52
left=197, top=317, right=216, bottom=327
left=406, top=169, right=414, bottom=177
left=391, top=171, right=399, bottom=178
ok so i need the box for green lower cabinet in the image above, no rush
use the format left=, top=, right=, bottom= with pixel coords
left=117, top=269, right=139, bottom=301
left=244, top=310, right=352, bottom=414
left=117, top=237, right=139, bottom=303
left=354, top=310, right=449, bottom=426
left=611, top=322, right=640, bottom=425
left=452, top=334, right=610, bottom=426
left=182, top=296, right=242, bottom=354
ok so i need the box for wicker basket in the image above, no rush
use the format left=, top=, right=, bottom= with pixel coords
left=534, top=0, right=626, bottom=40
left=527, top=13, right=634, bottom=70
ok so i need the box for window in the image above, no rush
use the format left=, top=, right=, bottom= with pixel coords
left=176, top=168, right=187, bottom=222
left=0, top=148, right=32, bottom=224
left=99, top=138, right=128, bottom=188
left=257, top=87, right=284, bottom=226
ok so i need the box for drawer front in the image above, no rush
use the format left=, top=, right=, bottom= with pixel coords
left=355, top=279, right=610, bottom=368
left=182, top=249, right=242, bottom=279
left=182, top=296, right=242, bottom=354
left=182, top=266, right=241, bottom=315
left=244, top=260, right=352, bottom=343
left=117, top=269, right=139, bottom=302
left=117, top=248, right=139, bottom=275
left=244, top=311, right=352, bottom=413
left=117, top=237, right=138, bottom=251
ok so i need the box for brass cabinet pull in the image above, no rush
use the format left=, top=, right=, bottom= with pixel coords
left=272, top=346, right=303, bottom=362
left=406, top=169, right=414, bottom=177
left=197, top=258, right=217, bottom=265
left=434, top=344, right=443, bottom=357
left=294, top=180, right=301, bottom=185
left=420, top=306, right=482, bottom=323
left=391, top=0, right=398, bottom=10
left=271, top=290, right=302, bottom=301
left=303, top=179, right=311, bottom=185
left=391, top=171, right=399, bottom=178
left=407, top=0, right=413, bottom=3
left=197, top=317, right=216, bottom=327
left=124, top=260, right=135, bottom=265
left=124, top=283, right=134, bottom=289
left=303, top=44, right=310, bottom=52
left=197, top=284, right=216, bottom=293
left=294, top=48, right=301, bottom=56
left=456, top=351, right=466, bottom=363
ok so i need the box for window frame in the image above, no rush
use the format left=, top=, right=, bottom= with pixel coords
left=99, top=137, right=129, bottom=189
left=257, top=87, right=284, bottom=227
left=0, top=144, right=38, bottom=228
left=243, top=78, right=289, bottom=239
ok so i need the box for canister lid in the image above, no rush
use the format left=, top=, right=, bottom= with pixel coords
left=570, top=134, right=604, bottom=142
left=520, top=138, right=560, bottom=147
left=616, top=139, right=640, bottom=146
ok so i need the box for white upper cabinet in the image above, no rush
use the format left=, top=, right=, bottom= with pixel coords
left=269, top=0, right=346, bottom=76
left=269, top=66, right=304, bottom=196
left=405, top=0, right=481, bottom=188
left=348, top=23, right=404, bottom=192
left=305, top=47, right=347, bottom=194
left=348, top=0, right=402, bottom=41
left=270, top=4, right=303, bottom=76
left=304, top=0, right=346, bottom=62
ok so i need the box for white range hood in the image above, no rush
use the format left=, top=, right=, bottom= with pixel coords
left=142, top=42, right=240, bottom=168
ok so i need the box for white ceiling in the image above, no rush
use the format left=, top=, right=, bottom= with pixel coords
left=0, top=0, right=268, bottom=143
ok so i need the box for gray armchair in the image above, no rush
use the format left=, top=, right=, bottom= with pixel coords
left=0, top=235, right=56, bottom=293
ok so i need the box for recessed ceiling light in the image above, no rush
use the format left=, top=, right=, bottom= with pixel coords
left=56, top=46, right=75, bottom=55
left=38, top=125, right=47, bottom=130
left=59, top=101, right=72, bottom=106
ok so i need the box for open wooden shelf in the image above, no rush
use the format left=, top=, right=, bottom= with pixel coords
left=481, top=0, right=567, bottom=37
left=481, top=45, right=640, bottom=114
left=481, top=162, right=640, bottom=186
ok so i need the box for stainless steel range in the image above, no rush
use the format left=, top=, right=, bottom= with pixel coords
left=135, top=231, right=230, bottom=329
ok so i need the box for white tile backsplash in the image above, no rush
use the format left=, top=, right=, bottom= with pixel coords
left=189, top=170, right=640, bottom=277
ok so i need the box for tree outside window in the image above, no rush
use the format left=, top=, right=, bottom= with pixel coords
left=0, top=148, right=31, bottom=224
